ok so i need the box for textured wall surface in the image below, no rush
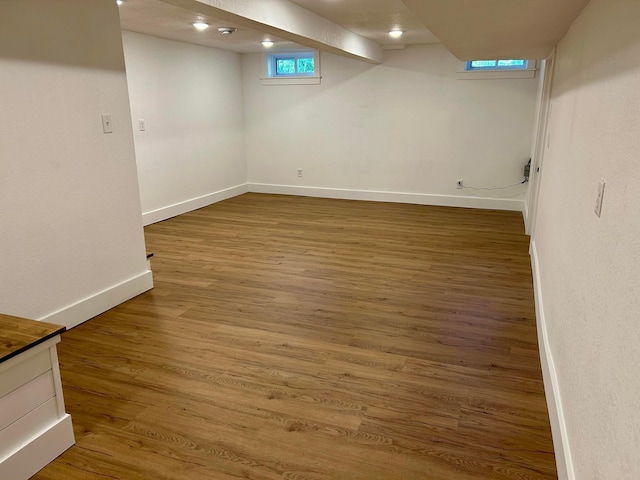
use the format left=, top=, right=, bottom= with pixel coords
left=122, top=31, right=247, bottom=218
left=0, top=0, right=149, bottom=320
left=533, top=0, right=640, bottom=476
left=243, top=44, right=538, bottom=200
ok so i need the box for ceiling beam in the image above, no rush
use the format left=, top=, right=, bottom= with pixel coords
left=401, top=0, right=590, bottom=60
left=158, top=0, right=384, bottom=63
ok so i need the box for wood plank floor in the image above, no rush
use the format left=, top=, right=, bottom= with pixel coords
left=34, top=193, right=556, bottom=480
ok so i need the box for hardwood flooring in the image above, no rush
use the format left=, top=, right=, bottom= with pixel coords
left=33, top=193, right=556, bottom=479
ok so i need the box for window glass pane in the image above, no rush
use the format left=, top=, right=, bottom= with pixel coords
left=497, top=59, right=527, bottom=67
left=267, top=51, right=318, bottom=79
left=297, top=57, right=315, bottom=74
left=276, top=58, right=295, bottom=75
left=471, top=60, right=497, bottom=68
left=467, top=59, right=528, bottom=71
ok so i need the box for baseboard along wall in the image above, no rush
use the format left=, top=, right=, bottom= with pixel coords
left=141, top=183, right=525, bottom=228
left=530, top=240, right=574, bottom=480
left=0, top=415, right=74, bottom=480
left=248, top=183, right=525, bottom=212
left=142, top=184, right=249, bottom=226
left=39, top=270, right=153, bottom=330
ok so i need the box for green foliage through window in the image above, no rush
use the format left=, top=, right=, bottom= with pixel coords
left=268, top=52, right=316, bottom=77
left=466, top=59, right=528, bottom=71
left=296, top=58, right=314, bottom=74
left=276, top=59, right=295, bottom=75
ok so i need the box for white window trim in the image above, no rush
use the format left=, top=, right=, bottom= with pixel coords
left=456, top=60, right=537, bottom=80
left=261, top=49, right=321, bottom=86
left=261, top=76, right=321, bottom=86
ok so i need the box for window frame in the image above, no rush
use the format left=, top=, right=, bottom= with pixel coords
left=457, top=59, right=537, bottom=80
left=261, top=49, right=321, bottom=86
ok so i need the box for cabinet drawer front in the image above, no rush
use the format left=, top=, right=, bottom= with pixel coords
left=0, top=349, right=51, bottom=399
left=0, top=397, right=58, bottom=460
left=0, top=371, right=55, bottom=431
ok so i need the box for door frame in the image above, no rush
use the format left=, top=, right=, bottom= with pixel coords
left=526, top=49, right=556, bottom=236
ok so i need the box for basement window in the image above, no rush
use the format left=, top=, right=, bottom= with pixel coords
left=261, top=50, right=321, bottom=86
left=466, top=59, right=528, bottom=71
left=457, top=59, right=536, bottom=80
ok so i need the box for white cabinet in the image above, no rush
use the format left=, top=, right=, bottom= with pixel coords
left=0, top=319, right=74, bottom=479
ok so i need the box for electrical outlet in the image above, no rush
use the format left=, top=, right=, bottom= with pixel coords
left=456, top=179, right=463, bottom=189
left=594, top=179, right=605, bottom=217
left=297, top=168, right=303, bottom=178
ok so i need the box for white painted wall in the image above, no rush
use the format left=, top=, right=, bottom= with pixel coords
left=532, top=0, right=640, bottom=477
left=0, top=0, right=151, bottom=328
left=122, top=31, right=247, bottom=225
left=242, top=44, right=538, bottom=211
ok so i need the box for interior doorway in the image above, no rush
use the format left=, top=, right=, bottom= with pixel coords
left=526, top=50, right=556, bottom=236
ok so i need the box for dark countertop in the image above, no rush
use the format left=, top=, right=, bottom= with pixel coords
left=0, top=314, right=65, bottom=364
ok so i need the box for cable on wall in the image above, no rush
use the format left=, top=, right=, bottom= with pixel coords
left=460, top=178, right=529, bottom=199
left=462, top=178, right=528, bottom=191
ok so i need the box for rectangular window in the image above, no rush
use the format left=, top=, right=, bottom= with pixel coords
left=268, top=51, right=316, bottom=77
left=457, top=59, right=536, bottom=80
left=262, top=49, right=321, bottom=85
left=466, top=59, right=529, bottom=71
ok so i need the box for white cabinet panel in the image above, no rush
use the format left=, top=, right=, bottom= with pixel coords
left=0, top=349, right=51, bottom=398
left=0, top=371, right=54, bottom=431
left=0, top=397, right=58, bottom=460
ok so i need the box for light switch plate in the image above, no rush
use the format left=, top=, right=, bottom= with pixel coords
left=101, top=114, right=113, bottom=134
left=139, top=119, right=145, bottom=131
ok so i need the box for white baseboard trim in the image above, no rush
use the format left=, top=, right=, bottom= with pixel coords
left=0, top=414, right=74, bottom=480
left=530, top=240, right=574, bottom=480
left=142, top=183, right=248, bottom=226
left=248, top=183, right=525, bottom=212
left=39, top=270, right=154, bottom=330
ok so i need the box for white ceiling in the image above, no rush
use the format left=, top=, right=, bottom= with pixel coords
left=288, top=0, right=439, bottom=47
left=119, top=0, right=296, bottom=53
left=118, top=0, right=591, bottom=62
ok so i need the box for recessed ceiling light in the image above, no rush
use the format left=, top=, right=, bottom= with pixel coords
left=192, top=22, right=209, bottom=31
left=217, top=27, right=237, bottom=35
left=116, top=0, right=123, bottom=5
left=261, top=40, right=274, bottom=48
left=388, top=29, right=404, bottom=39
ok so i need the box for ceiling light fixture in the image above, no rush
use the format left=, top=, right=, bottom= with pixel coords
left=388, top=29, right=404, bottom=39
left=217, top=27, right=237, bottom=35
left=116, top=0, right=123, bottom=5
left=192, top=22, right=209, bottom=31
left=261, top=40, right=274, bottom=48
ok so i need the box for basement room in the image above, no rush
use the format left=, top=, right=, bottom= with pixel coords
left=1, top=0, right=638, bottom=479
